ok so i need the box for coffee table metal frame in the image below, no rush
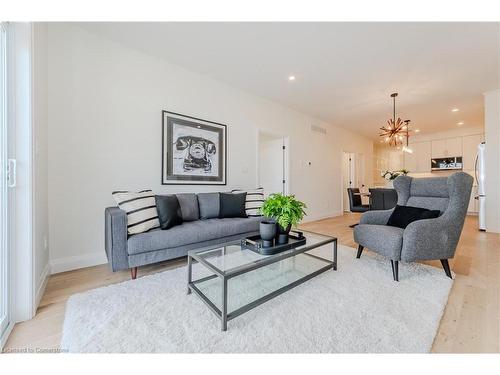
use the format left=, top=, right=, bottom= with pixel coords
left=187, top=231, right=337, bottom=331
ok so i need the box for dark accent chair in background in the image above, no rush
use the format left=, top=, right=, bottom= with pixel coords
left=347, top=188, right=370, bottom=212
left=369, top=188, right=398, bottom=210
left=347, top=188, right=370, bottom=228
left=353, top=172, right=473, bottom=281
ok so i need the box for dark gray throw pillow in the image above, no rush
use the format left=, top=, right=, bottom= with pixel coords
left=219, top=192, right=247, bottom=218
left=155, top=195, right=183, bottom=230
left=176, top=193, right=200, bottom=221
left=198, top=192, right=220, bottom=219
left=386, top=205, right=440, bottom=229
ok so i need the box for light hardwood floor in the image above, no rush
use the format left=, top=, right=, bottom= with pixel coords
left=4, top=213, right=500, bottom=352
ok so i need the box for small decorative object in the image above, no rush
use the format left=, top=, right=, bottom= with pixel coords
left=260, top=193, right=307, bottom=244
left=379, top=93, right=413, bottom=153
left=259, top=221, right=277, bottom=247
left=162, top=111, right=227, bottom=185
left=381, top=169, right=409, bottom=181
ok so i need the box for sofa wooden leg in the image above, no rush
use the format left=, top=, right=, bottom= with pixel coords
left=356, top=245, right=364, bottom=259
left=390, top=260, right=399, bottom=282
left=440, top=259, right=452, bottom=279
left=131, top=267, right=138, bottom=280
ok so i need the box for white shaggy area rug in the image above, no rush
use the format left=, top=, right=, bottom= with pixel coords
left=61, top=244, right=453, bottom=353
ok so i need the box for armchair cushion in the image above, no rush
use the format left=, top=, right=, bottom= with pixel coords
left=359, top=209, right=394, bottom=225
left=354, top=224, right=405, bottom=260
left=386, top=205, right=440, bottom=229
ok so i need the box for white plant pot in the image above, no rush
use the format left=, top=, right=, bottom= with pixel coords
left=386, top=180, right=394, bottom=188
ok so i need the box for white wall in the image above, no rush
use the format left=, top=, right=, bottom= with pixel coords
left=46, top=24, right=373, bottom=272
left=32, top=23, right=50, bottom=306
left=484, top=89, right=500, bottom=233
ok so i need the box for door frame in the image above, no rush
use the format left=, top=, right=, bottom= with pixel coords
left=341, top=151, right=356, bottom=212
left=1, top=22, right=36, bottom=349
left=256, top=129, right=290, bottom=196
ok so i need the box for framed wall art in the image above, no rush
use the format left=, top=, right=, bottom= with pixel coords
left=162, top=111, right=227, bottom=185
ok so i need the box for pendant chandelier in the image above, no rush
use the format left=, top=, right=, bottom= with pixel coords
left=379, top=93, right=412, bottom=153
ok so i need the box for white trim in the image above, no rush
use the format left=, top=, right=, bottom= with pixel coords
left=50, top=251, right=108, bottom=274
left=8, top=22, right=35, bottom=323
left=34, top=262, right=50, bottom=308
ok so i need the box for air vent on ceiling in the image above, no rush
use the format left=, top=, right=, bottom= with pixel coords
left=311, top=124, right=327, bottom=135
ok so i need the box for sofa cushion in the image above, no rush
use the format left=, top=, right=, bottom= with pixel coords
left=111, top=190, right=160, bottom=235
left=155, top=195, right=183, bottom=230
left=353, top=224, right=405, bottom=260
left=127, top=217, right=263, bottom=255
left=198, top=192, right=220, bottom=219
left=386, top=205, right=440, bottom=229
left=219, top=192, right=247, bottom=218
left=231, top=188, right=264, bottom=216
left=176, top=193, right=199, bottom=221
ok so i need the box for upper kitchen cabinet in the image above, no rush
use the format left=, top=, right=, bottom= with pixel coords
left=431, top=137, right=462, bottom=158
left=415, top=141, right=432, bottom=172
left=404, top=141, right=431, bottom=173
left=462, top=134, right=483, bottom=171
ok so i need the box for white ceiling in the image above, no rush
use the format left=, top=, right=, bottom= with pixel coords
left=77, top=22, right=500, bottom=140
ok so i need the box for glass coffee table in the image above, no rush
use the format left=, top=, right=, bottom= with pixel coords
left=187, top=230, right=337, bottom=331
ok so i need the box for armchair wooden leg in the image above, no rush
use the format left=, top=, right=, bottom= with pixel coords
left=440, top=259, right=452, bottom=279
left=356, top=245, right=364, bottom=259
left=390, top=260, right=399, bottom=282
left=131, top=267, right=138, bottom=280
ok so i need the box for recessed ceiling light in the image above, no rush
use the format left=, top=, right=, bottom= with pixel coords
left=451, top=108, right=459, bottom=112
left=415, top=129, right=421, bottom=133
left=288, top=75, right=296, bottom=81
left=457, top=121, right=464, bottom=126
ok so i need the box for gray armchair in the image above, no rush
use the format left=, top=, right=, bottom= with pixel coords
left=353, top=172, right=473, bottom=281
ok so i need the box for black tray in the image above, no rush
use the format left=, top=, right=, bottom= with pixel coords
left=241, top=231, right=307, bottom=255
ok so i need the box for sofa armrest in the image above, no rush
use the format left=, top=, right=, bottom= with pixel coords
left=402, top=216, right=459, bottom=262
left=105, top=207, right=129, bottom=271
left=359, top=209, right=394, bottom=225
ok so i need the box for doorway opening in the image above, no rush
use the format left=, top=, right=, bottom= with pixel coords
left=342, top=151, right=366, bottom=212
left=257, top=131, right=289, bottom=197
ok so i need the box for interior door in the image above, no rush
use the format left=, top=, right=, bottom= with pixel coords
left=258, top=134, right=285, bottom=197
left=342, top=152, right=356, bottom=211
left=0, top=22, right=9, bottom=341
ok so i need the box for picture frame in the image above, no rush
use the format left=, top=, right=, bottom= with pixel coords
left=162, top=111, right=227, bottom=185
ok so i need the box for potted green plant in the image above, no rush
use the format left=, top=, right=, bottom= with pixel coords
left=260, top=193, right=307, bottom=244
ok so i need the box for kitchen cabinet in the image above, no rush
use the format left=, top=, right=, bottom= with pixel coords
left=462, top=134, right=483, bottom=171
left=404, top=141, right=431, bottom=173
left=404, top=146, right=417, bottom=172
left=431, top=137, right=462, bottom=158
left=415, top=141, right=431, bottom=172
left=467, top=185, right=478, bottom=214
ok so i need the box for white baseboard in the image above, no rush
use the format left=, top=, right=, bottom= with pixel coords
left=301, top=211, right=343, bottom=224
left=47, top=213, right=343, bottom=274
left=35, top=262, right=51, bottom=309
left=50, top=251, right=108, bottom=274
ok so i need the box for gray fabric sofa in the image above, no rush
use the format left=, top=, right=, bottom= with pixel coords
left=354, top=172, right=473, bottom=281
left=105, top=193, right=263, bottom=278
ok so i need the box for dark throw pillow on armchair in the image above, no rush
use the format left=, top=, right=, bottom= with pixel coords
left=155, top=195, right=183, bottom=230
left=219, top=192, right=247, bottom=218
left=386, top=205, right=440, bottom=229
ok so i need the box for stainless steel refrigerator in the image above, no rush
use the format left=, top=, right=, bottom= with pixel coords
left=475, top=142, right=486, bottom=231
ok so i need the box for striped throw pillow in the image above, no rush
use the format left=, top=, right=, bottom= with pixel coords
left=231, top=188, right=264, bottom=217
left=112, top=190, right=160, bottom=235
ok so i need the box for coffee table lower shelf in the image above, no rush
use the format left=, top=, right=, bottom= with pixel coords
left=187, top=236, right=337, bottom=331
